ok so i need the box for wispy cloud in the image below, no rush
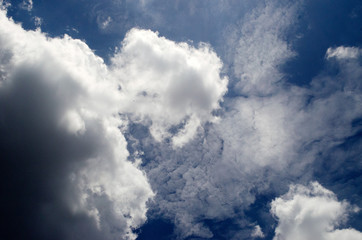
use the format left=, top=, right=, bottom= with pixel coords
left=19, top=0, right=33, bottom=12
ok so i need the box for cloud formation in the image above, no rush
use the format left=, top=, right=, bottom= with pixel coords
left=131, top=2, right=362, bottom=238
left=326, top=46, right=361, bottom=60
left=1, top=1, right=362, bottom=239
left=0, top=9, right=154, bottom=240
left=271, top=182, right=362, bottom=240
left=112, top=28, right=227, bottom=147
left=231, top=1, right=298, bottom=95
left=0, top=4, right=230, bottom=239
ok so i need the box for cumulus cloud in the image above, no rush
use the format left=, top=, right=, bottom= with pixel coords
left=271, top=182, right=362, bottom=240
left=111, top=28, right=227, bottom=147
left=0, top=9, right=154, bottom=240
left=0, top=3, right=230, bottom=239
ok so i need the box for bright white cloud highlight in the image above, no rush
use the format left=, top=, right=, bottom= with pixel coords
left=326, top=46, right=361, bottom=60
left=0, top=4, right=230, bottom=238
left=0, top=9, right=154, bottom=240
left=111, top=28, right=228, bottom=147
left=2, top=1, right=362, bottom=239
left=271, top=182, right=362, bottom=240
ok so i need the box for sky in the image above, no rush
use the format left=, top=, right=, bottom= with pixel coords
left=0, top=0, right=362, bottom=240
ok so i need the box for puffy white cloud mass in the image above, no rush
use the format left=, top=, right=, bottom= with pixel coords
left=111, top=28, right=228, bottom=147
left=271, top=182, right=362, bottom=240
left=0, top=9, right=154, bottom=240
left=0, top=4, right=229, bottom=239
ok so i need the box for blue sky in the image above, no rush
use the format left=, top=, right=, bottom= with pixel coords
left=1, top=0, right=362, bottom=239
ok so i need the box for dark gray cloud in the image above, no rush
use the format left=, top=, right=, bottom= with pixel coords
left=0, top=55, right=115, bottom=240
left=0, top=9, right=153, bottom=240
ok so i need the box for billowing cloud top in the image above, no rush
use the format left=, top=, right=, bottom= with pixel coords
left=272, top=182, right=362, bottom=240
left=111, top=28, right=228, bottom=147
left=0, top=4, right=228, bottom=240
left=0, top=8, right=154, bottom=240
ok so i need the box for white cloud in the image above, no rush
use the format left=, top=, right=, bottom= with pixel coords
left=0, top=9, right=154, bottom=240
left=326, top=46, right=361, bottom=60
left=232, top=1, right=297, bottom=95
left=251, top=225, right=265, bottom=238
left=215, top=2, right=308, bottom=171
left=111, top=28, right=228, bottom=147
left=216, top=0, right=362, bottom=174
left=210, top=40, right=362, bottom=237
left=2, top=1, right=362, bottom=239
left=0, top=5, right=230, bottom=238
left=215, top=91, right=304, bottom=170
left=130, top=2, right=362, bottom=238
left=271, top=182, right=362, bottom=240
